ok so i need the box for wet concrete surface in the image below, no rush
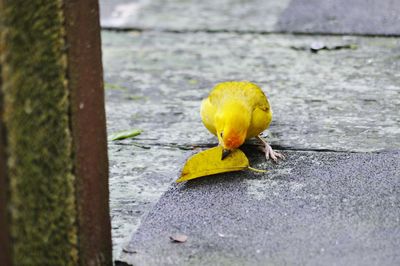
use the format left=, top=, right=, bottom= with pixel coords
left=117, top=150, right=400, bottom=266
left=102, top=30, right=400, bottom=260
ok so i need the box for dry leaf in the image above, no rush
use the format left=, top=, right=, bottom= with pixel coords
left=176, top=146, right=249, bottom=182
left=122, top=247, right=137, bottom=254
left=170, top=234, right=188, bottom=243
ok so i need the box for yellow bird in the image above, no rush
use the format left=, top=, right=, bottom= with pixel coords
left=200, top=81, right=284, bottom=161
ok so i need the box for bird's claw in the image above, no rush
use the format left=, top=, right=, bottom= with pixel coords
left=260, top=144, right=285, bottom=163
left=257, top=135, right=285, bottom=163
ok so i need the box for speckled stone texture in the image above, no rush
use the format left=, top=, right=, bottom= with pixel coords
left=276, top=0, right=400, bottom=36
left=100, top=0, right=289, bottom=31
left=102, top=30, right=400, bottom=259
left=117, top=150, right=400, bottom=266
left=100, top=0, right=400, bottom=35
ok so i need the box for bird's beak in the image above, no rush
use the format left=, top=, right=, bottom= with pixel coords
left=221, top=149, right=231, bottom=160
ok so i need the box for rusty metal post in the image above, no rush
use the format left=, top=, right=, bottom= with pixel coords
left=0, top=0, right=111, bottom=265
left=0, top=65, right=12, bottom=266
left=63, top=0, right=112, bottom=265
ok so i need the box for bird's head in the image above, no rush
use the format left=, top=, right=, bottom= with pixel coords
left=215, top=100, right=250, bottom=159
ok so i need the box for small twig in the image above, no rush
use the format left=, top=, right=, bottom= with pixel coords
left=248, top=166, right=267, bottom=173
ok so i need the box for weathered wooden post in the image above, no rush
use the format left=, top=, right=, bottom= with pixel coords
left=0, top=1, right=112, bottom=265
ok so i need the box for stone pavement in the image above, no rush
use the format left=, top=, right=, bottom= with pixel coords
left=118, top=150, right=400, bottom=266
left=100, top=0, right=400, bottom=35
left=99, top=0, right=400, bottom=264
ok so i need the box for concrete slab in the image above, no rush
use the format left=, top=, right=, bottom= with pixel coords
left=276, top=0, right=400, bottom=36
left=117, top=150, right=400, bottom=266
left=100, top=0, right=400, bottom=36
left=102, top=30, right=400, bottom=256
left=99, top=0, right=290, bottom=31
left=100, top=0, right=400, bottom=260
left=103, top=31, right=400, bottom=152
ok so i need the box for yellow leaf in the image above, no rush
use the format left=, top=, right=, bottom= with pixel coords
left=176, top=146, right=249, bottom=182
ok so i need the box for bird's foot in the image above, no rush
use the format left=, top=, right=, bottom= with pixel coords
left=257, top=135, right=285, bottom=162
left=261, top=143, right=285, bottom=162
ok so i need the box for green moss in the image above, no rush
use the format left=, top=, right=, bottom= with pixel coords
left=104, top=82, right=128, bottom=91
left=0, top=1, right=78, bottom=265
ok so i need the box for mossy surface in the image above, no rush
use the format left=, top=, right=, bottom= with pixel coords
left=0, top=1, right=78, bottom=264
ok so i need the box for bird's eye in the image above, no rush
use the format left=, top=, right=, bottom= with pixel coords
left=220, top=132, right=223, bottom=138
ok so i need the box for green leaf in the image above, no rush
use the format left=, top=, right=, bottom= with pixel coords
left=109, top=129, right=142, bottom=141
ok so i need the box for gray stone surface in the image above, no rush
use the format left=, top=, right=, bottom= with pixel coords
left=100, top=0, right=400, bottom=36
left=99, top=0, right=290, bottom=31
left=277, top=0, right=400, bottom=36
left=117, top=150, right=400, bottom=266
left=102, top=29, right=400, bottom=258
left=103, top=31, right=400, bottom=152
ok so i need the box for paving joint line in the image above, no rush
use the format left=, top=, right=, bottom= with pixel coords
left=110, top=142, right=394, bottom=154
left=101, top=26, right=400, bottom=38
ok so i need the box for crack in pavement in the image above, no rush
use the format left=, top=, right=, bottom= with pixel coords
left=110, top=141, right=388, bottom=154
left=102, top=27, right=400, bottom=37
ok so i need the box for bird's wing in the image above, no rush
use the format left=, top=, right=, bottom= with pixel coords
left=247, top=106, right=272, bottom=139
left=245, top=83, right=272, bottom=139
left=200, top=97, right=218, bottom=136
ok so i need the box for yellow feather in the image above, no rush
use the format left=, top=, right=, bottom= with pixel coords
left=200, top=81, right=272, bottom=150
